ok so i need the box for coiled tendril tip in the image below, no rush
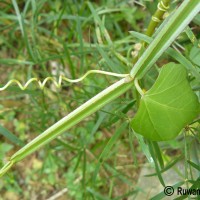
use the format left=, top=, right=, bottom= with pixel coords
left=0, top=70, right=129, bottom=91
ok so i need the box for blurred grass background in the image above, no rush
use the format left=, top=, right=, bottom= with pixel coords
left=0, top=0, right=199, bottom=199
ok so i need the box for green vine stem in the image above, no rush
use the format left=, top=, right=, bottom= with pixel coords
left=0, top=76, right=134, bottom=177
left=132, top=0, right=171, bottom=64
left=145, top=0, right=171, bottom=38
left=134, top=79, right=144, bottom=96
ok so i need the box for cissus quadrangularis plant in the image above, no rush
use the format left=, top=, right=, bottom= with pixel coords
left=0, top=0, right=199, bottom=177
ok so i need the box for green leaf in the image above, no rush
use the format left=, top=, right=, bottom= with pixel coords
left=148, top=141, right=165, bottom=186
left=0, top=124, right=23, bottom=146
left=193, top=13, right=200, bottom=25
left=131, top=63, right=200, bottom=141
left=92, top=122, right=127, bottom=184
left=187, top=160, right=200, bottom=171
left=189, top=46, right=200, bottom=67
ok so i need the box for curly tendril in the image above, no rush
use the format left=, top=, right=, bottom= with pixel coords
left=0, top=70, right=129, bottom=91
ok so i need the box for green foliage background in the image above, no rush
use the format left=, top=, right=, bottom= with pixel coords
left=0, top=0, right=199, bottom=199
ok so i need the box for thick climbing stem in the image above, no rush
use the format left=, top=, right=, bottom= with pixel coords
left=0, top=76, right=134, bottom=176
left=132, top=0, right=171, bottom=64
left=145, top=0, right=171, bottom=38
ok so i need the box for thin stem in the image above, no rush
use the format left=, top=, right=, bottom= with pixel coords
left=134, top=79, right=144, bottom=96
left=0, top=70, right=128, bottom=91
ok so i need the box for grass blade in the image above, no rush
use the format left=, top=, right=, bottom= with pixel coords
left=187, top=160, right=200, bottom=171
left=92, top=122, right=127, bottom=183
left=148, top=140, right=165, bottom=186
left=0, top=124, right=23, bottom=146
left=129, top=31, right=200, bottom=82
left=145, top=156, right=183, bottom=177
left=152, top=142, right=164, bottom=169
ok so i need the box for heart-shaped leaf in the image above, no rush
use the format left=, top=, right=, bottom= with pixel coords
left=131, top=63, right=200, bottom=141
